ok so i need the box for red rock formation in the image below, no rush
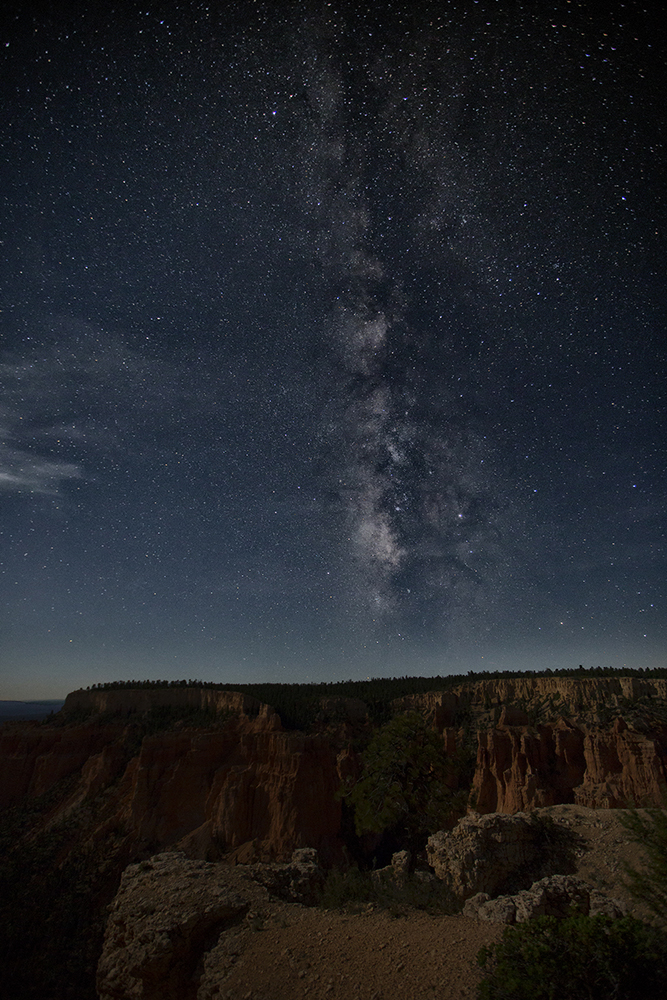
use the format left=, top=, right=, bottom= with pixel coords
left=119, top=713, right=343, bottom=863
left=472, top=717, right=667, bottom=813
left=397, top=675, right=667, bottom=726
left=0, top=709, right=344, bottom=864
left=4, top=679, right=667, bottom=869
left=574, top=717, right=667, bottom=809
left=0, top=722, right=122, bottom=809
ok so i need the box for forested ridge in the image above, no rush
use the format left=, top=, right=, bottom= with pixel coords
left=76, top=667, right=667, bottom=731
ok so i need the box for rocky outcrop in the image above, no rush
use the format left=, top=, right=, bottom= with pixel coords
left=5, top=678, right=667, bottom=872
left=0, top=712, right=344, bottom=863
left=428, top=811, right=632, bottom=922
left=96, top=852, right=269, bottom=1000
left=574, top=717, right=667, bottom=808
left=243, top=847, right=325, bottom=905
left=463, top=874, right=627, bottom=924
left=96, top=848, right=327, bottom=1000
left=472, top=719, right=587, bottom=813
left=426, top=812, right=552, bottom=901
left=125, top=717, right=342, bottom=862
left=472, top=716, right=667, bottom=813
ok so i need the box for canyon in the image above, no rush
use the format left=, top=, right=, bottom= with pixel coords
left=2, top=675, right=664, bottom=864
left=1, top=673, right=666, bottom=999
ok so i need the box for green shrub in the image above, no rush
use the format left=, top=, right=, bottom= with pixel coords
left=320, top=865, right=456, bottom=916
left=476, top=913, right=667, bottom=1000
left=620, top=807, right=667, bottom=925
left=320, top=866, right=375, bottom=910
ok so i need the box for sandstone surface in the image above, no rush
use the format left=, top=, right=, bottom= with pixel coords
left=5, top=678, right=667, bottom=1000
left=462, top=874, right=627, bottom=924
left=3, top=677, right=666, bottom=871
left=0, top=711, right=344, bottom=863
left=472, top=716, right=667, bottom=813
left=95, top=804, right=657, bottom=1000
left=98, top=851, right=503, bottom=1000
left=426, top=811, right=555, bottom=901
left=395, top=675, right=667, bottom=728
left=96, top=852, right=269, bottom=1000
left=241, top=847, right=325, bottom=905
left=62, top=685, right=277, bottom=720
left=121, top=716, right=343, bottom=862
left=0, top=721, right=122, bottom=809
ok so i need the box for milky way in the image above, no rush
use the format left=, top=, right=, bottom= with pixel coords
left=301, top=10, right=553, bottom=641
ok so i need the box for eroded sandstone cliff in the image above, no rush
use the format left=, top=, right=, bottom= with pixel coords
left=0, top=708, right=343, bottom=863
left=62, top=685, right=277, bottom=720
left=394, top=674, right=667, bottom=729
left=472, top=715, right=667, bottom=812
left=2, top=675, right=666, bottom=1000
left=0, top=720, right=123, bottom=809
left=393, top=676, right=667, bottom=813
left=3, top=677, right=666, bottom=860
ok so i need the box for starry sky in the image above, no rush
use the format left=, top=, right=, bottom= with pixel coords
left=1, top=2, right=665, bottom=699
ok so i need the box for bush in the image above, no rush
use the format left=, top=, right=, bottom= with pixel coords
left=476, top=913, right=667, bottom=1000
left=620, top=807, right=667, bottom=925
left=320, top=867, right=375, bottom=910
left=319, top=865, right=456, bottom=916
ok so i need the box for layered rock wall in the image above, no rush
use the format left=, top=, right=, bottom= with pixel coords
left=395, top=675, right=667, bottom=728
left=62, top=686, right=275, bottom=720
left=472, top=716, right=667, bottom=813
left=0, top=711, right=343, bottom=863
left=0, top=722, right=122, bottom=809
left=123, top=715, right=343, bottom=862
left=4, top=678, right=667, bottom=863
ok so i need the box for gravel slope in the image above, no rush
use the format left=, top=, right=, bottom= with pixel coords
left=213, top=906, right=503, bottom=1000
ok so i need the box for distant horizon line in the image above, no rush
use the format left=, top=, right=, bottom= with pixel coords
left=4, top=663, right=666, bottom=704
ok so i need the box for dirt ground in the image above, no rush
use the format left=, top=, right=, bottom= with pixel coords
left=533, top=804, right=655, bottom=923
left=209, top=805, right=654, bottom=1000
left=214, top=905, right=503, bottom=1000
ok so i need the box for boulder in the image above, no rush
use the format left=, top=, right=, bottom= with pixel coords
left=370, top=850, right=412, bottom=891
left=426, top=811, right=547, bottom=901
left=463, top=875, right=627, bottom=924
left=247, top=847, right=325, bottom=905
left=96, top=852, right=268, bottom=1000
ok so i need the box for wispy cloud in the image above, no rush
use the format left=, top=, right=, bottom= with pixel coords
left=0, top=315, right=279, bottom=499
left=0, top=443, right=82, bottom=494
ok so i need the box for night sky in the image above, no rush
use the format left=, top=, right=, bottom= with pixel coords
left=1, top=2, right=665, bottom=699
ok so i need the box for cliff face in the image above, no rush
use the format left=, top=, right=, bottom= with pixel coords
left=6, top=676, right=666, bottom=1000
left=472, top=716, right=667, bottom=813
left=0, top=722, right=122, bottom=810
left=62, top=686, right=276, bottom=720
left=123, top=715, right=343, bottom=862
left=0, top=709, right=343, bottom=863
left=395, top=675, right=667, bottom=729
left=3, top=677, right=667, bottom=864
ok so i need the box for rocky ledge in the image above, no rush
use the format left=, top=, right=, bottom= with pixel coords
left=97, top=806, right=643, bottom=1000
